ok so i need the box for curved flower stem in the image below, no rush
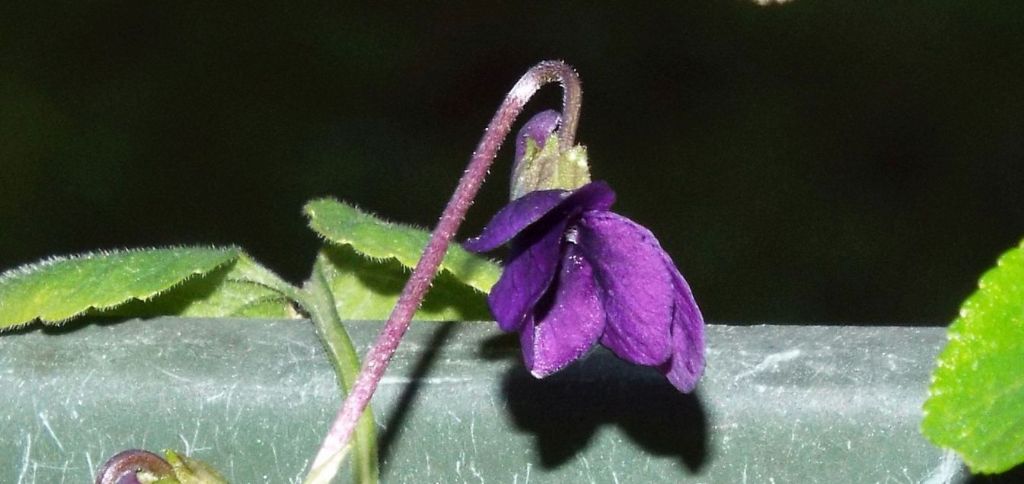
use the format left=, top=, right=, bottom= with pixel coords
left=304, top=60, right=583, bottom=483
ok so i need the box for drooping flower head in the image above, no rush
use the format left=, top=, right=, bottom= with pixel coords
left=465, top=110, right=705, bottom=392
left=303, top=61, right=701, bottom=481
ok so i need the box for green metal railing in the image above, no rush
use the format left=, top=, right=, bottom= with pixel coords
left=0, top=318, right=964, bottom=482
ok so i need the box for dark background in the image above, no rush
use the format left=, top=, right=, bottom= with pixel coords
left=2, top=2, right=1023, bottom=324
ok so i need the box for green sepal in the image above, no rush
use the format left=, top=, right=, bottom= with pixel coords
left=510, top=134, right=590, bottom=200
left=163, top=449, right=229, bottom=484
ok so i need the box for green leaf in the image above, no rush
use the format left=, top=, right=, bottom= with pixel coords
left=922, top=239, right=1024, bottom=473
left=304, top=198, right=501, bottom=294
left=100, top=254, right=298, bottom=319
left=0, top=247, right=238, bottom=330
left=317, top=244, right=491, bottom=321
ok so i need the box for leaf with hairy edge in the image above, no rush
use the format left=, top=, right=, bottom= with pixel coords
left=100, top=255, right=299, bottom=319
left=304, top=198, right=501, bottom=294
left=923, top=239, right=1024, bottom=473
left=0, top=247, right=238, bottom=330
left=317, top=245, right=491, bottom=321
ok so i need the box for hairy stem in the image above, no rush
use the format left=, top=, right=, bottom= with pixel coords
left=304, top=60, right=582, bottom=483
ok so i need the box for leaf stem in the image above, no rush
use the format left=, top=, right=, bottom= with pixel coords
left=299, top=261, right=378, bottom=484
left=305, top=60, right=583, bottom=482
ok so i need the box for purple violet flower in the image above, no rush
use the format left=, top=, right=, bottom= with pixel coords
left=464, top=112, right=706, bottom=393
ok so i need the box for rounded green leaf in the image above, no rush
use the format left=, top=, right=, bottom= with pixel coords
left=304, top=198, right=500, bottom=293
left=922, top=239, right=1024, bottom=473
left=100, top=255, right=298, bottom=319
left=316, top=245, right=491, bottom=321
left=0, top=247, right=239, bottom=330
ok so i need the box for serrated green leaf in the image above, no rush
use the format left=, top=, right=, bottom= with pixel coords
left=0, top=247, right=239, bottom=330
left=99, top=255, right=298, bottom=319
left=923, top=239, right=1024, bottom=473
left=304, top=198, right=501, bottom=294
left=317, top=244, right=491, bottom=321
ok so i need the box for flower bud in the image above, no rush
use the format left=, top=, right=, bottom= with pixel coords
left=95, top=450, right=173, bottom=484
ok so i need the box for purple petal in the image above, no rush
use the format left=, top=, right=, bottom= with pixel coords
left=463, top=189, right=568, bottom=253
left=471, top=181, right=618, bottom=333
left=561, top=181, right=616, bottom=214
left=463, top=181, right=616, bottom=253
left=520, top=245, right=605, bottom=377
left=658, top=255, right=706, bottom=392
left=487, top=215, right=568, bottom=332
left=577, top=211, right=675, bottom=365
left=514, top=109, right=561, bottom=163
